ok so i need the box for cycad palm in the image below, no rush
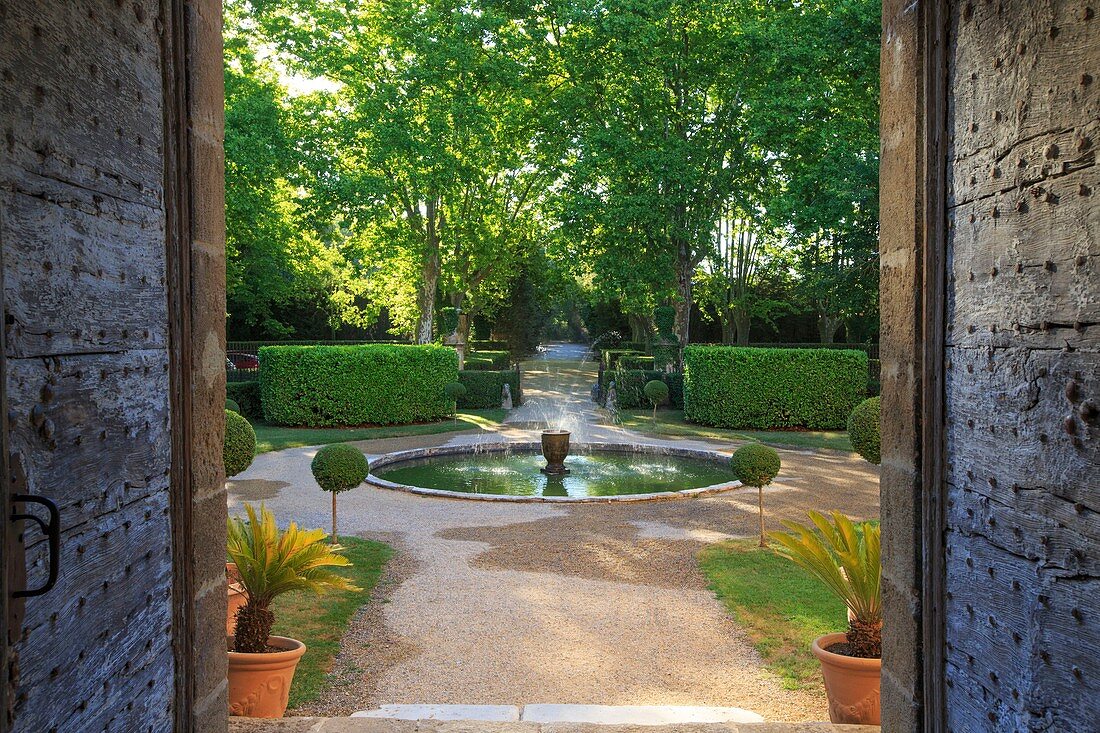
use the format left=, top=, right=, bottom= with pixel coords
left=227, top=503, right=359, bottom=653
left=770, top=511, right=881, bottom=658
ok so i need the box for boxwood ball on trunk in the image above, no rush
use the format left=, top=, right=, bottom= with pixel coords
left=311, top=443, right=370, bottom=492
left=729, top=443, right=781, bottom=487
left=847, top=396, right=881, bottom=465
left=224, top=409, right=257, bottom=478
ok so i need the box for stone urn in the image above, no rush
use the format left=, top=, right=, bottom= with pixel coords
left=227, top=635, right=307, bottom=718
left=812, top=633, right=881, bottom=725
left=540, top=429, right=571, bottom=475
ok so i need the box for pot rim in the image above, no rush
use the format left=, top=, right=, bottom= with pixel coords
left=812, top=632, right=881, bottom=671
left=227, top=635, right=307, bottom=667
left=541, top=429, right=570, bottom=435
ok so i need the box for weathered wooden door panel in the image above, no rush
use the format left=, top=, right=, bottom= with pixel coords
left=0, top=0, right=177, bottom=730
left=944, top=0, right=1100, bottom=729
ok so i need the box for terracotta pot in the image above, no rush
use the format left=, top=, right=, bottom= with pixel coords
left=227, top=635, right=306, bottom=718
left=226, top=563, right=247, bottom=637
left=812, top=632, right=881, bottom=725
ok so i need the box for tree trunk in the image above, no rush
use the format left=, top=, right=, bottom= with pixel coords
left=331, top=492, right=338, bottom=544
left=817, top=309, right=842, bottom=344
left=733, top=307, right=751, bottom=345
left=720, top=315, right=736, bottom=345
left=413, top=200, right=437, bottom=338
left=673, top=239, right=693, bottom=362
left=758, top=486, right=766, bottom=547
left=628, top=313, right=649, bottom=344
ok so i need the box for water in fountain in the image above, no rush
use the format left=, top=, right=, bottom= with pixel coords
left=516, top=332, right=621, bottom=444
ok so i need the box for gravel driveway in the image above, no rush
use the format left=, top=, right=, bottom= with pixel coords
left=227, top=347, right=880, bottom=722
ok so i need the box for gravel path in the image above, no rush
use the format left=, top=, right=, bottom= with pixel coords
left=227, top=345, right=880, bottom=722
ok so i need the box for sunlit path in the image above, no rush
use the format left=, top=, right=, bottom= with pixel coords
left=227, top=343, right=879, bottom=722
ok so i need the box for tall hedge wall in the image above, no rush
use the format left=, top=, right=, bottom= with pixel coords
left=457, top=370, right=521, bottom=409
left=463, top=350, right=510, bottom=370
left=259, top=344, right=458, bottom=426
left=683, top=346, right=867, bottom=429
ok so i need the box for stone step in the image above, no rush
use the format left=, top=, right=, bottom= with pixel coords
left=230, top=719, right=876, bottom=733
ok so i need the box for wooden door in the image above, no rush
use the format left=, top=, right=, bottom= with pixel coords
left=0, top=1, right=179, bottom=729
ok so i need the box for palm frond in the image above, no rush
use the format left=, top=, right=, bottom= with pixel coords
left=770, top=511, right=881, bottom=625
left=227, top=503, right=360, bottom=609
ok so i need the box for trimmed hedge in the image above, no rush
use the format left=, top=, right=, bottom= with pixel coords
left=602, top=369, right=684, bottom=409
left=259, top=344, right=458, bottom=427
left=457, top=370, right=521, bottom=409
left=684, top=346, right=867, bottom=430
left=464, top=350, right=510, bottom=370
left=619, top=355, right=655, bottom=370
left=227, top=380, right=261, bottom=420
left=601, top=349, right=643, bottom=368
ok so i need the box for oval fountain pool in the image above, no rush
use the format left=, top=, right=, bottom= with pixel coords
left=367, top=443, right=740, bottom=502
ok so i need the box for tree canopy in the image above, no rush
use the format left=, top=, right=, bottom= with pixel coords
left=223, top=0, right=881, bottom=346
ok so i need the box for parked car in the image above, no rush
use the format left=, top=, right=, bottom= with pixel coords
left=227, top=352, right=260, bottom=370
left=226, top=357, right=237, bottom=371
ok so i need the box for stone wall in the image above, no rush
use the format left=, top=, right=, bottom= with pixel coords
left=878, top=0, right=926, bottom=729
left=943, top=1, right=1098, bottom=729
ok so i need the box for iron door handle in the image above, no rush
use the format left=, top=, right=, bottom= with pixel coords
left=11, top=493, right=60, bottom=599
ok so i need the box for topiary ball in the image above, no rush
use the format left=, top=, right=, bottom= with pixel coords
left=848, top=396, right=881, bottom=465
left=643, top=379, right=669, bottom=404
left=224, top=409, right=257, bottom=478
left=730, top=443, right=781, bottom=488
left=311, top=443, right=369, bottom=493
left=225, top=398, right=241, bottom=413
left=444, top=382, right=467, bottom=401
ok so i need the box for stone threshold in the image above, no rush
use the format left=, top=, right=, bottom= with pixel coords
left=229, top=717, right=878, bottom=733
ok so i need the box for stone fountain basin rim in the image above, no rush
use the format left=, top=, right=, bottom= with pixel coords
left=365, top=441, right=743, bottom=503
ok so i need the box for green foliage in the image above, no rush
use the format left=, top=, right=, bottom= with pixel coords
left=684, top=346, right=867, bottom=429
left=310, top=444, right=370, bottom=493
left=224, top=409, right=257, bottom=478
left=259, top=344, right=458, bottom=427
left=770, top=512, right=882, bottom=657
left=227, top=380, right=262, bottom=419
left=847, top=396, right=881, bottom=465
left=652, top=344, right=681, bottom=372
left=729, top=443, right=781, bottom=488
left=226, top=398, right=242, bottom=413
left=438, top=307, right=460, bottom=337
left=463, top=350, right=510, bottom=370
left=643, top=379, right=670, bottom=406
left=654, top=306, right=677, bottom=337
left=226, top=503, right=358, bottom=651
left=456, top=370, right=520, bottom=409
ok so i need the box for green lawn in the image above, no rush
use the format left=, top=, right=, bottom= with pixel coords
left=272, top=537, right=393, bottom=710
left=253, top=409, right=507, bottom=454
left=698, top=539, right=846, bottom=690
left=617, top=409, right=853, bottom=453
